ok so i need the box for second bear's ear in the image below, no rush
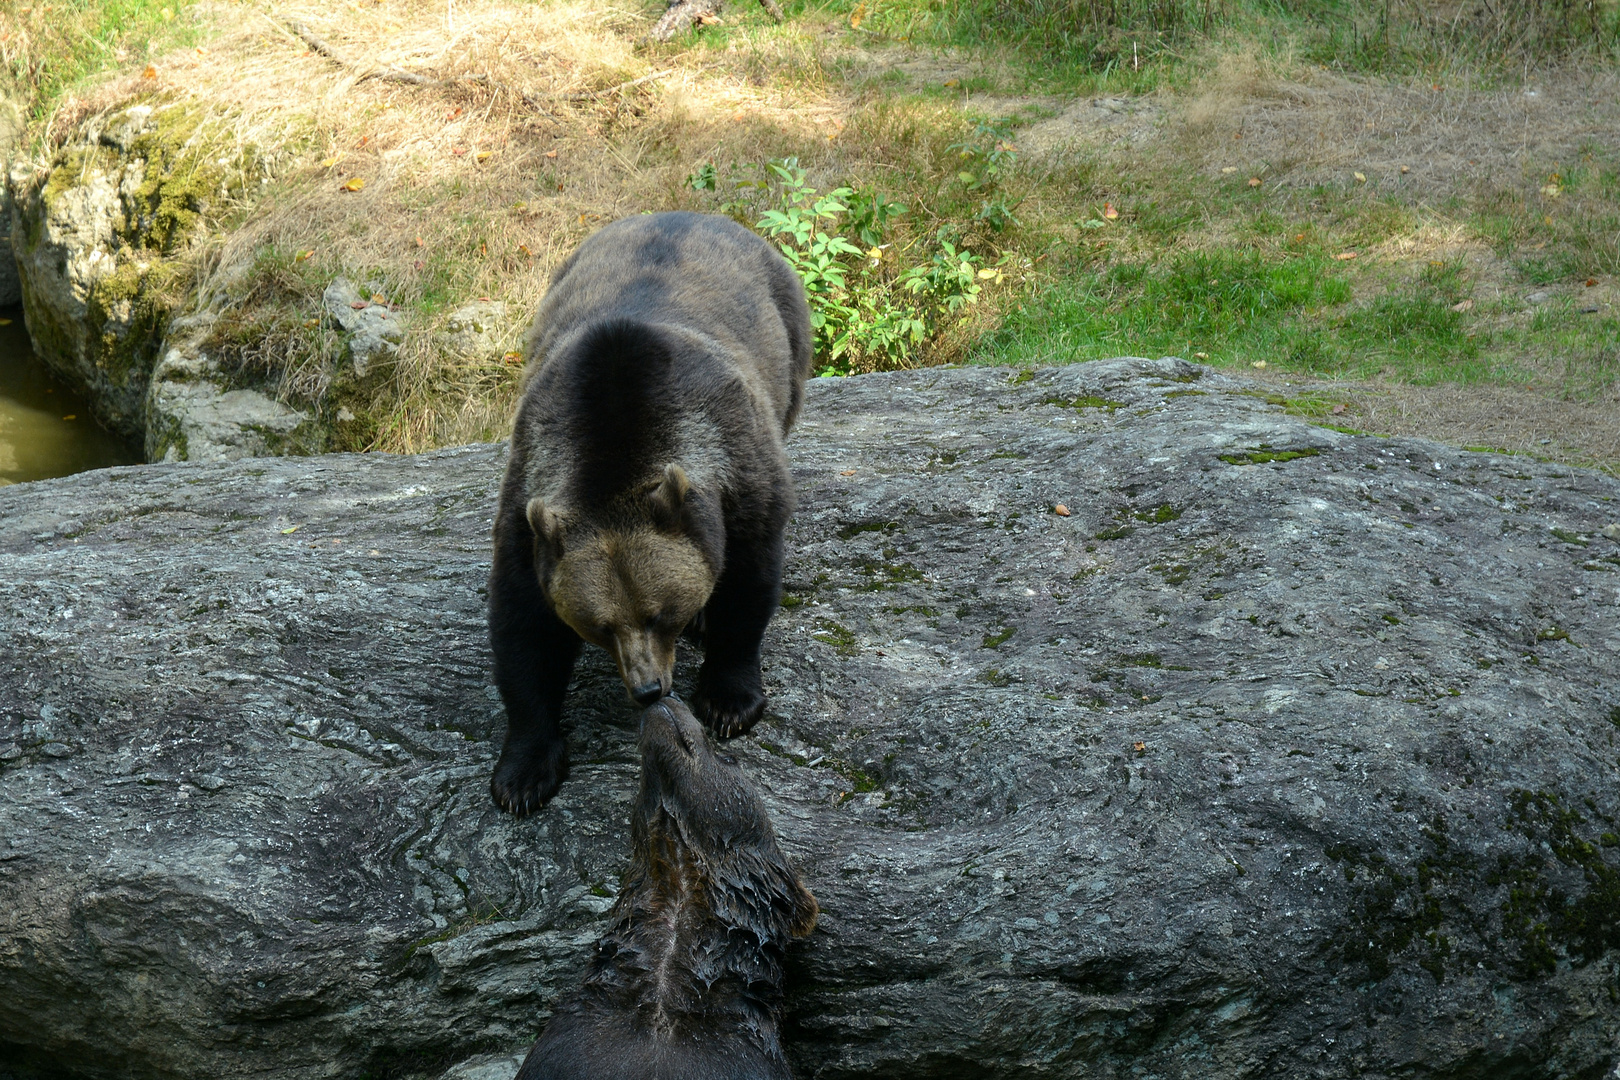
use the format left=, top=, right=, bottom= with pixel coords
left=648, top=464, right=690, bottom=532
left=526, top=497, right=565, bottom=557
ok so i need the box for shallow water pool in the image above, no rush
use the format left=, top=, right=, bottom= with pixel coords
left=0, top=307, right=142, bottom=486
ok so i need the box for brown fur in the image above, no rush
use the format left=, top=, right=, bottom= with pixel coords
left=515, top=698, right=816, bottom=1080
left=486, top=212, right=812, bottom=813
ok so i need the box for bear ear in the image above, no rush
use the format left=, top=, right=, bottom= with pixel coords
left=648, top=464, right=690, bottom=532
left=526, top=497, right=565, bottom=556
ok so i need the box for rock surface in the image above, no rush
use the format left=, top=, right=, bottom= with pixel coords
left=436, top=299, right=510, bottom=361
left=144, top=296, right=317, bottom=464
left=1, top=358, right=1618, bottom=1080
left=323, top=277, right=407, bottom=376
left=0, top=94, right=25, bottom=307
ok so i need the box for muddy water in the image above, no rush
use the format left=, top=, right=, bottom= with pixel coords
left=0, top=307, right=142, bottom=486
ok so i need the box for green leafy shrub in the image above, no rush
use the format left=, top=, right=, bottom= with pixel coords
left=687, top=157, right=1004, bottom=375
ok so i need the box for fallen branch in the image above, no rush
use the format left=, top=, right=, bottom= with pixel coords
left=646, top=0, right=782, bottom=43
left=284, top=19, right=445, bottom=87
left=281, top=18, right=550, bottom=118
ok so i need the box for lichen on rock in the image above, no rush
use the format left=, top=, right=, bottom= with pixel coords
left=10, top=99, right=256, bottom=439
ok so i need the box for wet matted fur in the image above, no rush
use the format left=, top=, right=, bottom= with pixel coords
left=516, top=697, right=818, bottom=1080
left=488, top=211, right=813, bottom=813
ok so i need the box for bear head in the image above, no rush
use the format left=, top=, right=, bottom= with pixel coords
left=528, top=464, right=717, bottom=706
left=634, top=696, right=818, bottom=942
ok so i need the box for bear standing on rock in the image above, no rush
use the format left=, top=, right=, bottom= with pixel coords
left=488, top=212, right=813, bottom=815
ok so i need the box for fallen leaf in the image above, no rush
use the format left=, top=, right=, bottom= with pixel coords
left=1133, top=741, right=1146, bottom=753
left=1541, top=184, right=1562, bottom=197
left=977, top=268, right=998, bottom=279
left=544, top=149, right=557, bottom=158
left=341, top=176, right=365, bottom=192
left=1292, top=232, right=1306, bottom=243
left=195, top=46, right=206, bottom=55
left=1334, top=251, right=1358, bottom=260
left=518, top=244, right=533, bottom=257
left=1193, top=351, right=1209, bottom=359
left=1450, top=299, right=1474, bottom=312
left=1220, top=166, right=1238, bottom=174
left=1103, top=202, right=1119, bottom=219
left=413, top=259, right=424, bottom=270
left=475, top=150, right=492, bottom=163
left=160, top=6, right=172, bottom=18
left=294, top=249, right=314, bottom=262
left=1054, top=504, right=1071, bottom=517
left=1251, top=360, right=1267, bottom=369
left=350, top=301, right=369, bottom=310
left=281, top=524, right=302, bottom=534
left=319, top=156, right=340, bottom=168
left=943, top=79, right=959, bottom=88
left=1248, top=176, right=1262, bottom=187
left=371, top=293, right=386, bottom=304
left=849, top=1, right=866, bottom=27
left=1331, top=403, right=1348, bottom=414
left=1353, top=171, right=1367, bottom=184
left=697, top=11, right=721, bottom=23
left=1399, top=164, right=1410, bottom=174
left=840, top=469, right=856, bottom=476
left=1586, top=278, right=1599, bottom=287
left=142, top=65, right=157, bottom=79
left=503, top=351, right=524, bottom=365
left=452, top=147, right=467, bottom=156
left=415, top=236, right=425, bottom=247
left=62, top=415, right=76, bottom=421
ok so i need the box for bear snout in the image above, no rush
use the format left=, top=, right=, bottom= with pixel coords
left=631, top=679, right=665, bottom=706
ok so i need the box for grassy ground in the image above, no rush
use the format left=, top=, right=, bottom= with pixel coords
left=4, top=0, right=1618, bottom=472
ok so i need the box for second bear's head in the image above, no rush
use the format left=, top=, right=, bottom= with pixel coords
left=528, top=463, right=722, bottom=706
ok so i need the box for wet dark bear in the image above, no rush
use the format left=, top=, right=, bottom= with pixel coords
left=488, top=211, right=812, bottom=813
left=516, top=697, right=818, bottom=1080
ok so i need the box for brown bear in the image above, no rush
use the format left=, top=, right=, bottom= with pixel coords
left=514, top=697, right=818, bottom=1080
left=488, top=211, right=812, bottom=814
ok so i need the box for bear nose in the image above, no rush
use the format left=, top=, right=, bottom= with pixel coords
left=631, top=680, right=665, bottom=706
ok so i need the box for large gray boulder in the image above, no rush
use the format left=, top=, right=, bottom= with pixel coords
left=1, top=358, right=1617, bottom=1080
left=0, top=93, right=25, bottom=306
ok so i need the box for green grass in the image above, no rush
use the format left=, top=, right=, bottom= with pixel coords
left=4, top=0, right=201, bottom=123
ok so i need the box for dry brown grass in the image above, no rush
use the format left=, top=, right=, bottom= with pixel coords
left=33, top=0, right=906, bottom=451
left=23, top=1, right=1619, bottom=470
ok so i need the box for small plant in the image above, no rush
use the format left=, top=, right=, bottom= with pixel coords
left=689, top=157, right=1000, bottom=375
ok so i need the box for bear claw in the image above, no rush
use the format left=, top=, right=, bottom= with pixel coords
left=692, top=674, right=766, bottom=739
left=490, top=740, right=569, bottom=816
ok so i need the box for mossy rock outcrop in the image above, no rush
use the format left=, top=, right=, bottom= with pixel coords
left=1, top=359, right=1617, bottom=1079
left=10, top=101, right=250, bottom=439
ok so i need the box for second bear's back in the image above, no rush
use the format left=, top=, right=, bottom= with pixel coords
left=525, top=212, right=812, bottom=436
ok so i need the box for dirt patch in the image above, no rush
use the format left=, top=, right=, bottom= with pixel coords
left=1246, top=368, right=1620, bottom=477
left=1018, top=94, right=1164, bottom=155
left=1168, top=54, right=1620, bottom=192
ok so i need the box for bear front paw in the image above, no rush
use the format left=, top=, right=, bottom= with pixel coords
left=693, top=668, right=766, bottom=739
left=490, top=738, right=570, bottom=816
